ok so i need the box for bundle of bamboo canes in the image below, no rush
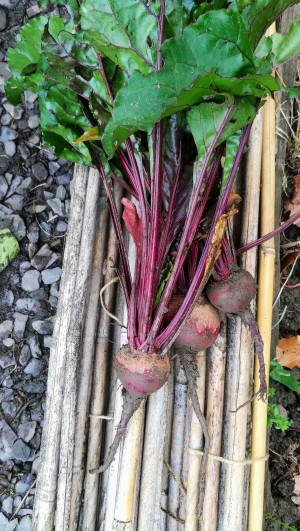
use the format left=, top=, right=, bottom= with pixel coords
left=31, top=12, right=300, bottom=527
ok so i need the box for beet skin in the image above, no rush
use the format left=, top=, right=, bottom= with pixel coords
left=206, top=267, right=256, bottom=314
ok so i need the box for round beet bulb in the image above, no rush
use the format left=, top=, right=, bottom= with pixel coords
left=206, top=266, right=256, bottom=314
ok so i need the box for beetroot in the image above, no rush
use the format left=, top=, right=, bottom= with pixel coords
left=91, top=345, right=170, bottom=473
left=115, top=344, right=170, bottom=397
left=173, top=295, right=220, bottom=352
left=206, top=266, right=256, bottom=314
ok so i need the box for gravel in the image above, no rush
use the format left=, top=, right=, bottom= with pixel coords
left=32, top=162, right=48, bottom=181
left=41, top=267, right=62, bottom=284
left=21, top=270, right=41, bottom=292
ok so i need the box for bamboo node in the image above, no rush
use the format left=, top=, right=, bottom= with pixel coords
left=188, top=448, right=269, bottom=465
left=259, top=247, right=275, bottom=256
left=89, top=414, right=114, bottom=420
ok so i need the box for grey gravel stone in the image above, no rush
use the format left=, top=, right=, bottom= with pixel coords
left=11, top=274, right=20, bottom=285
left=24, top=358, right=43, bottom=377
left=19, top=344, right=31, bottom=366
left=5, top=519, right=18, bottom=531
left=48, top=161, right=60, bottom=175
left=5, top=193, right=24, bottom=211
left=0, top=8, right=7, bottom=30
left=17, top=421, right=36, bottom=443
left=0, top=289, right=14, bottom=308
left=3, top=102, right=23, bottom=120
left=32, top=319, right=54, bottom=335
left=32, top=161, right=48, bottom=182
left=46, top=197, right=65, bottom=216
left=28, top=115, right=40, bottom=129
left=50, top=282, right=59, bottom=298
left=31, top=244, right=54, bottom=271
left=21, top=270, right=41, bottom=292
left=56, top=184, right=66, bottom=200
left=41, top=267, right=62, bottom=285
left=56, top=220, right=68, bottom=232
left=28, top=243, right=37, bottom=259
left=16, top=177, right=33, bottom=195
left=16, top=515, right=32, bottom=531
left=4, top=140, right=16, bottom=157
left=0, top=419, right=17, bottom=461
left=11, top=439, right=30, bottom=462
left=27, top=222, right=39, bottom=243
left=15, top=478, right=32, bottom=495
left=0, top=175, right=8, bottom=199
left=17, top=509, right=33, bottom=517
left=0, top=320, right=13, bottom=340
left=0, top=352, right=15, bottom=369
left=0, top=512, right=8, bottom=526
left=48, top=296, right=57, bottom=309
left=0, top=62, right=11, bottom=85
left=13, top=313, right=28, bottom=342
left=0, top=126, right=18, bottom=142
left=3, top=337, right=15, bottom=347
left=28, top=133, right=40, bottom=145
left=0, top=212, right=26, bottom=241
left=2, top=495, right=13, bottom=515
left=44, top=335, right=52, bottom=348
left=1, top=112, right=12, bottom=125
left=18, top=144, right=30, bottom=160
left=27, top=4, right=40, bottom=17
left=2, top=400, right=16, bottom=415
left=56, top=172, right=71, bottom=186
left=19, top=261, right=31, bottom=275
left=24, top=91, right=38, bottom=105
left=27, top=335, right=41, bottom=358
left=22, top=381, right=46, bottom=394
left=7, top=175, right=22, bottom=196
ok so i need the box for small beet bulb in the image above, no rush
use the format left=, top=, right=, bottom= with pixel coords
left=206, top=266, right=256, bottom=314
left=115, top=344, right=171, bottom=398
left=172, top=294, right=220, bottom=352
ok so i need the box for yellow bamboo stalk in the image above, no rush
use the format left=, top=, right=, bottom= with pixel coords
left=248, top=22, right=276, bottom=531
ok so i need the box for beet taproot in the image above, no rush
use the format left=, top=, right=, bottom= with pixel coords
left=206, top=266, right=256, bottom=314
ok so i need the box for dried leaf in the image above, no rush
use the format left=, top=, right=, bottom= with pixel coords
left=291, top=176, right=300, bottom=205
left=276, top=336, right=300, bottom=369
left=291, top=496, right=300, bottom=506
left=284, top=176, right=300, bottom=227
left=281, top=251, right=300, bottom=274
left=121, top=198, right=143, bottom=248
left=293, top=474, right=300, bottom=495
left=72, top=126, right=100, bottom=145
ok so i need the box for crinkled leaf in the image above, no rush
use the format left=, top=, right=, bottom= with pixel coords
left=271, top=22, right=300, bottom=67
left=80, top=0, right=159, bottom=75
left=0, top=229, right=20, bottom=273
left=187, top=97, right=256, bottom=160
left=38, top=0, right=80, bottom=22
left=236, top=0, right=300, bottom=48
left=8, top=16, right=47, bottom=76
left=270, top=359, right=300, bottom=393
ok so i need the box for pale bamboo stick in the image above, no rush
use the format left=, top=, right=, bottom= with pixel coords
left=201, top=324, right=226, bottom=531
left=55, top=168, right=102, bottom=531
left=184, top=350, right=206, bottom=531
left=248, top=24, right=276, bottom=531
left=81, top=184, right=124, bottom=531
left=167, top=357, right=188, bottom=530
left=137, top=377, right=174, bottom=530
left=218, top=110, right=263, bottom=530
left=32, top=165, right=90, bottom=531
left=68, top=192, right=109, bottom=529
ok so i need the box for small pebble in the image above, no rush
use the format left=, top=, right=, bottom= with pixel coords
left=24, top=358, right=43, bottom=377
left=27, top=222, right=39, bottom=244
left=5, top=193, right=24, bottom=210
left=2, top=400, right=17, bottom=415
left=0, top=419, right=17, bottom=461
left=19, top=345, right=31, bottom=366
left=24, top=91, right=38, bottom=105
left=4, top=140, right=16, bottom=157
left=7, top=175, right=22, bottom=196
left=56, top=173, right=71, bottom=186
left=31, top=244, right=54, bottom=271
left=48, top=161, right=60, bottom=175
left=16, top=515, right=32, bottom=531
left=3, top=337, right=15, bottom=347
left=17, top=421, right=36, bottom=443
left=0, top=353, right=15, bottom=369
left=1, top=112, right=12, bottom=125
left=44, top=335, right=52, bottom=348
left=6, top=518, right=18, bottom=531
left=0, top=289, right=14, bottom=308
left=56, top=220, right=68, bottom=232
left=56, top=184, right=66, bottom=200
left=28, top=133, right=40, bottom=145
left=26, top=4, right=40, bottom=17
left=41, top=267, right=62, bottom=285
left=32, top=161, right=48, bottom=182
left=3, top=102, right=23, bottom=120
left=27, top=335, right=41, bottom=358
left=21, top=270, right=41, bottom=292
left=28, top=115, right=40, bottom=129
left=0, top=126, right=18, bottom=142
left=13, top=312, right=28, bottom=342
left=11, top=439, right=31, bottom=462
left=0, top=175, right=8, bottom=200
left=19, top=261, right=31, bottom=275
left=46, top=198, right=65, bottom=217
left=2, top=495, right=13, bottom=515
left=18, top=144, right=30, bottom=160
left=32, top=319, right=54, bottom=335
left=0, top=320, right=13, bottom=340
left=0, top=512, right=8, bottom=526
left=50, top=282, right=59, bottom=298
left=16, top=177, right=33, bottom=195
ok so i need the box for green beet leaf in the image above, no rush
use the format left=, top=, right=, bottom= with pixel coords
left=0, top=229, right=20, bottom=273
left=270, top=360, right=300, bottom=394
left=80, top=0, right=159, bottom=75
left=271, top=21, right=300, bottom=66
left=8, top=16, right=47, bottom=76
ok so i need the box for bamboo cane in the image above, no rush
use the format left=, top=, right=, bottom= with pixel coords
left=218, top=110, right=263, bottom=530
left=137, top=376, right=174, bottom=530
left=81, top=183, right=124, bottom=531
left=201, top=324, right=226, bottom=531
left=68, top=191, right=109, bottom=529
left=55, top=167, right=102, bottom=531
left=184, top=350, right=206, bottom=531
left=248, top=23, right=276, bottom=531
left=32, top=165, right=91, bottom=531
left=167, top=357, right=188, bottom=530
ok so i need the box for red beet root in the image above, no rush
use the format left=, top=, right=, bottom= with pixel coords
left=206, top=266, right=256, bottom=314
left=115, top=344, right=170, bottom=398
